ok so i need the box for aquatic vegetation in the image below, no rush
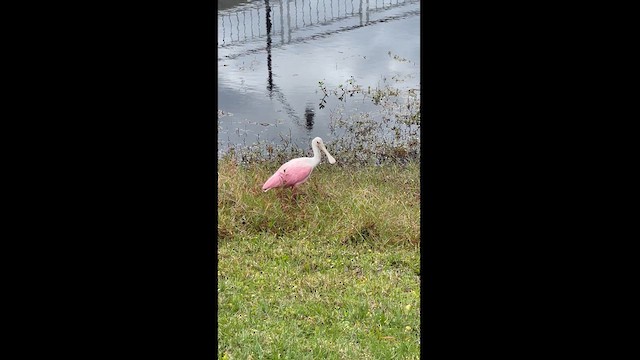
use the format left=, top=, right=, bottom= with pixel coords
left=219, top=73, right=420, bottom=167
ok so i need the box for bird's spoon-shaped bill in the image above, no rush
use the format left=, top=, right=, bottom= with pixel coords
left=321, top=143, right=336, bottom=164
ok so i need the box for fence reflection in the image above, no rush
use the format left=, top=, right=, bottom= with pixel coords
left=219, top=0, right=417, bottom=47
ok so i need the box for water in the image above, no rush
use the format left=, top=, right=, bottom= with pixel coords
left=218, top=0, right=420, bottom=157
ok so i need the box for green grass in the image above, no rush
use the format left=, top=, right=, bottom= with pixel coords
left=218, top=156, right=420, bottom=359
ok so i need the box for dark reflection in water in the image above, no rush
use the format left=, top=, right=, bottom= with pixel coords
left=304, top=105, right=315, bottom=130
left=287, top=1, right=292, bottom=42
left=265, top=0, right=273, bottom=95
left=263, top=0, right=302, bottom=125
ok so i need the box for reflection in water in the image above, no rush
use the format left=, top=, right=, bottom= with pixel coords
left=236, top=13, right=240, bottom=41
left=221, top=13, right=225, bottom=44
left=263, top=0, right=302, bottom=125
left=323, top=0, right=326, bottom=22
left=221, top=0, right=419, bottom=128
left=250, top=9, right=254, bottom=37
left=218, top=0, right=420, bottom=152
left=242, top=12, right=247, bottom=40
left=219, top=0, right=418, bottom=49
left=304, top=105, right=315, bottom=131
left=265, top=0, right=273, bottom=95
left=366, top=0, right=370, bottom=22
left=279, top=0, right=285, bottom=44
left=287, top=0, right=292, bottom=42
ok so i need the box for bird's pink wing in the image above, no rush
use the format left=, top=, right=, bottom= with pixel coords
left=282, top=164, right=313, bottom=187
left=262, top=158, right=314, bottom=191
left=262, top=171, right=284, bottom=191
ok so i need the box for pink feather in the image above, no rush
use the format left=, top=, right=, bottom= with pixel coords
left=262, top=158, right=313, bottom=191
left=261, top=137, right=336, bottom=192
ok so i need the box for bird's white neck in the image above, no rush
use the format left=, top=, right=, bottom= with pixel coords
left=310, top=143, right=322, bottom=167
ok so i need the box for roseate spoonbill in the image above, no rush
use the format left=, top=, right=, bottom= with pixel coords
left=262, top=137, right=336, bottom=192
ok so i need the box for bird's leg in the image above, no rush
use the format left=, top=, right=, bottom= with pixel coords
left=292, top=186, right=304, bottom=206
left=292, top=184, right=303, bottom=202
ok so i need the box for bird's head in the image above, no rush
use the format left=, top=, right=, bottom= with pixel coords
left=313, top=137, right=336, bottom=164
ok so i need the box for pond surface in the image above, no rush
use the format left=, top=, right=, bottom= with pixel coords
left=218, top=0, right=420, bottom=157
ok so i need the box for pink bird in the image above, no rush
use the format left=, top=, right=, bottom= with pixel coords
left=262, top=137, right=336, bottom=192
